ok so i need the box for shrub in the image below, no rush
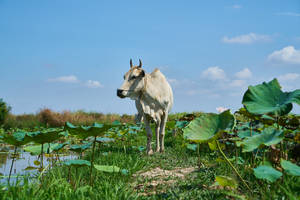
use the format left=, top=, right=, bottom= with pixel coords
left=0, top=98, right=11, bottom=125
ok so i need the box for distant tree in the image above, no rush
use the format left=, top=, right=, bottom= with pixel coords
left=0, top=98, right=11, bottom=125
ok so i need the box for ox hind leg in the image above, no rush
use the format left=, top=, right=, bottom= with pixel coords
left=159, top=112, right=168, bottom=153
left=155, top=119, right=161, bottom=153
left=144, top=115, right=153, bottom=155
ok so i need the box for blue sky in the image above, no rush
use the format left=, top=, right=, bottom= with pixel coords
left=1, top=0, right=300, bottom=115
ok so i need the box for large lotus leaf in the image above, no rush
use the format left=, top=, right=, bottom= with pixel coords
left=242, top=79, right=300, bottom=116
left=65, top=122, right=116, bottom=139
left=236, top=127, right=284, bottom=152
left=69, top=143, right=92, bottom=153
left=281, top=159, right=300, bottom=176
left=253, top=165, right=282, bottom=182
left=237, top=130, right=259, bottom=139
left=24, top=143, right=66, bottom=155
left=93, top=164, right=120, bottom=173
left=2, top=131, right=30, bottom=146
left=26, top=128, right=65, bottom=144
left=175, top=121, right=189, bottom=129
left=183, top=110, right=235, bottom=143
left=63, top=159, right=91, bottom=167
left=24, top=144, right=49, bottom=155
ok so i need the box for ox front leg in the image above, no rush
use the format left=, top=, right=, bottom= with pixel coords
left=155, top=120, right=161, bottom=153
left=144, top=116, right=153, bottom=155
left=159, top=113, right=168, bottom=153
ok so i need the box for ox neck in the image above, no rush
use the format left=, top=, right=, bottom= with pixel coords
left=138, top=76, right=147, bottom=100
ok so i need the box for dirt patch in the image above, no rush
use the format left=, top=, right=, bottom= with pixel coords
left=132, top=166, right=197, bottom=196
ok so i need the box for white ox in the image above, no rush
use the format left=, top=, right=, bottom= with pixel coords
left=117, top=59, right=173, bottom=155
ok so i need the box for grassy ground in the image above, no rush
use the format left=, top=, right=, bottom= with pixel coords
left=1, top=125, right=299, bottom=200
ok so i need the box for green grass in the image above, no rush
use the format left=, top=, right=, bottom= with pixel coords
left=1, top=127, right=300, bottom=200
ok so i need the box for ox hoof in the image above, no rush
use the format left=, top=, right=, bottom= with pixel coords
left=147, top=149, right=154, bottom=155
left=155, top=148, right=160, bottom=153
left=160, top=149, right=165, bottom=153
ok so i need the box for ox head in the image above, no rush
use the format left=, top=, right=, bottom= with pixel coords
left=117, top=59, right=145, bottom=99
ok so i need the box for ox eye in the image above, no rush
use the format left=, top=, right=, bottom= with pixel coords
left=130, top=75, right=136, bottom=80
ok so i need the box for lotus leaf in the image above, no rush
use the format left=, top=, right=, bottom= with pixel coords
left=237, top=130, right=259, bottom=139
left=96, top=137, right=115, bottom=143
left=26, top=128, right=66, bottom=144
left=51, top=142, right=69, bottom=152
left=112, top=120, right=122, bottom=126
left=214, top=175, right=238, bottom=189
left=121, top=169, right=129, bottom=175
left=24, top=166, right=38, bottom=171
left=280, top=159, right=300, bottom=176
left=69, top=143, right=92, bottom=153
left=24, top=143, right=64, bottom=155
left=65, top=122, right=116, bottom=139
left=63, top=159, right=91, bottom=167
left=186, top=143, right=197, bottom=151
left=236, top=127, right=284, bottom=152
left=93, top=164, right=120, bottom=173
left=242, top=79, right=300, bottom=116
left=183, top=110, right=235, bottom=143
left=138, top=146, right=145, bottom=152
left=176, top=120, right=189, bottom=129
left=253, top=165, right=282, bottom=182
left=2, top=131, right=30, bottom=146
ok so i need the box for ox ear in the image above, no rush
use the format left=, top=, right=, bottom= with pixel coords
left=130, top=59, right=133, bottom=68
left=138, top=59, right=142, bottom=68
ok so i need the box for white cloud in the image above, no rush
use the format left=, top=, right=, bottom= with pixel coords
left=216, top=107, right=228, bottom=113
left=232, top=4, right=242, bottom=9
left=222, top=33, right=271, bottom=44
left=278, top=73, right=300, bottom=82
left=235, top=68, right=252, bottom=79
left=202, top=66, right=227, bottom=81
left=229, top=79, right=247, bottom=87
left=186, top=90, right=197, bottom=96
left=268, top=46, right=300, bottom=65
left=276, top=12, right=300, bottom=17
left=85, top=80, right=103, bottom=88
left=167, top=78, right=180, bottom=86
left=47, top=75, right=79, bottom=83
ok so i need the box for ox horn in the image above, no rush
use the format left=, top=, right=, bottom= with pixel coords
left=138, top=59, right=142, bottom=68
left=130, top=59, right=133, bottom=68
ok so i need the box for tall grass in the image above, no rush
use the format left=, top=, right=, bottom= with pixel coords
left=3, top=108, right=135, bottom=129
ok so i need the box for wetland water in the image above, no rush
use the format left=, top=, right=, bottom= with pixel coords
left=0, top=146, right=77, bottom=184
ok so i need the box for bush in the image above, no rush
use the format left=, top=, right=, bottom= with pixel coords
left=0, top=98, right=11, bottom=125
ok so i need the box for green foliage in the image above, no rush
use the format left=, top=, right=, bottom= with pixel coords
left=242, top=78, right=300, bottom=116
left=183, top=110, right=235, bottom=143
left=253, top=165, right=282, bottom=182
left=0, top=98, right=11, bottom=125
left=281, top=159, right=300, bottom=176
left=236, top=127, right=284, bottom=152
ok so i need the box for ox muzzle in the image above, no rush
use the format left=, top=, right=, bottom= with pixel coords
left=117, top=89, right=126, bottom=98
